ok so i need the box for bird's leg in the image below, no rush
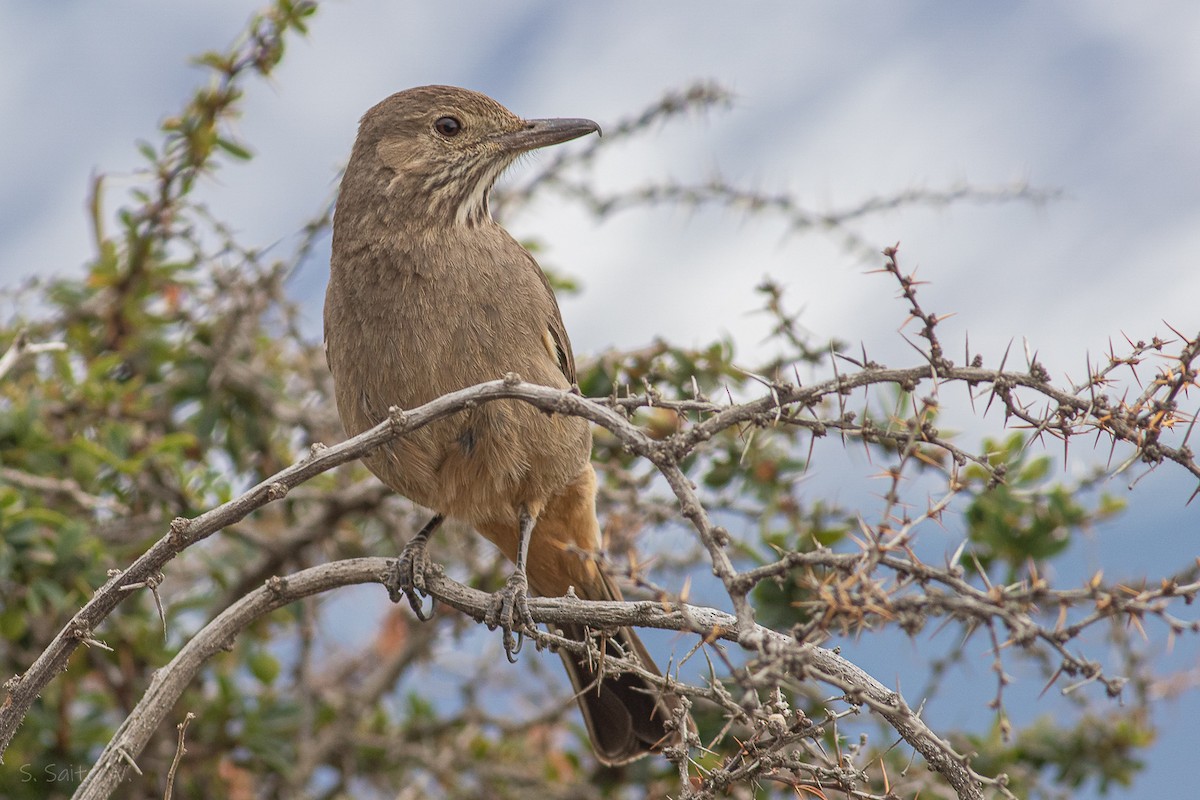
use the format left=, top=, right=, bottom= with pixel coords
left=485, top=506, right=537, bottom=661
left=386, top=514, right=445, bottom=620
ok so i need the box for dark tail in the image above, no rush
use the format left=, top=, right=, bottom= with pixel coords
left=555, top=574, right=690, bottom=764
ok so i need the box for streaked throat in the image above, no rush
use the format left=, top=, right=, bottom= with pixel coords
left=454, top=158, right=510, bottom=227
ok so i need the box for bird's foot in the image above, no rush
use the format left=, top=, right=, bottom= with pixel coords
left=485, top=569, right=535, bottom=662
left=385, top=533, right=435, bottom=621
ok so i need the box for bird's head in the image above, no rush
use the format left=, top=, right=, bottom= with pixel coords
left=346, top=85, right=600, bottom=228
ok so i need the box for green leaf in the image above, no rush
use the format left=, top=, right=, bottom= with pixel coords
left=248, top=650, right=281, bottom=685
left=216, top=137, right=254, bottom=161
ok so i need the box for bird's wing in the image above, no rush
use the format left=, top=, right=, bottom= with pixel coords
left=528, top=252, right=577, bottom=385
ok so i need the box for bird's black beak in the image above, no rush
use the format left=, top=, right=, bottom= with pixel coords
left=495, top=118, right=602, bottom=153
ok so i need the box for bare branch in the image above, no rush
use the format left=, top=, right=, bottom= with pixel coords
left=71, top=558, right=990, bottom=800
left=0, top=329, right=66, bottom=381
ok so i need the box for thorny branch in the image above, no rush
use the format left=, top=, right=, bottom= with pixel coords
left=4, top=250, right=1197, bottom=797
left=495, top=80, right=1059, bottom=260
left=70, top=558, right=989, bottom=800
left=1, top=30, right=1196, bottom=795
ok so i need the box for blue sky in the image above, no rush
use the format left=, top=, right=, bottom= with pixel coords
left=3, top=2, right=1199, bottom=796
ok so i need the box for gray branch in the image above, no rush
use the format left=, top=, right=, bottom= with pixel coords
left=71, top=558, right=985, bottom=800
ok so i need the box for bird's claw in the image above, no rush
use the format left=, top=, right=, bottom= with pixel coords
left=485, top=569, right=535, bottom=661
left=386, top=534, right=435, bottom=621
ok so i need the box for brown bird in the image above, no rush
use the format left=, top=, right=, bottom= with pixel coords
left=323, top=85, right=685, bottom=764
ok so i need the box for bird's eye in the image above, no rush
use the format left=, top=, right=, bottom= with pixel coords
left=434, top=116, right=462, bottom=137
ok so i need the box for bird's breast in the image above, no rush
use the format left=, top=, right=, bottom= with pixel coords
left=325, top=234, right=589, bottom=522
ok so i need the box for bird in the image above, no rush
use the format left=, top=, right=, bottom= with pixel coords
left=323, top=85, right=686, bottom=764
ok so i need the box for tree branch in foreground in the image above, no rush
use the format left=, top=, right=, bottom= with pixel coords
left=4, top=283, right=1196, bottom=797
left=71, top=559, right=991, bottom=800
